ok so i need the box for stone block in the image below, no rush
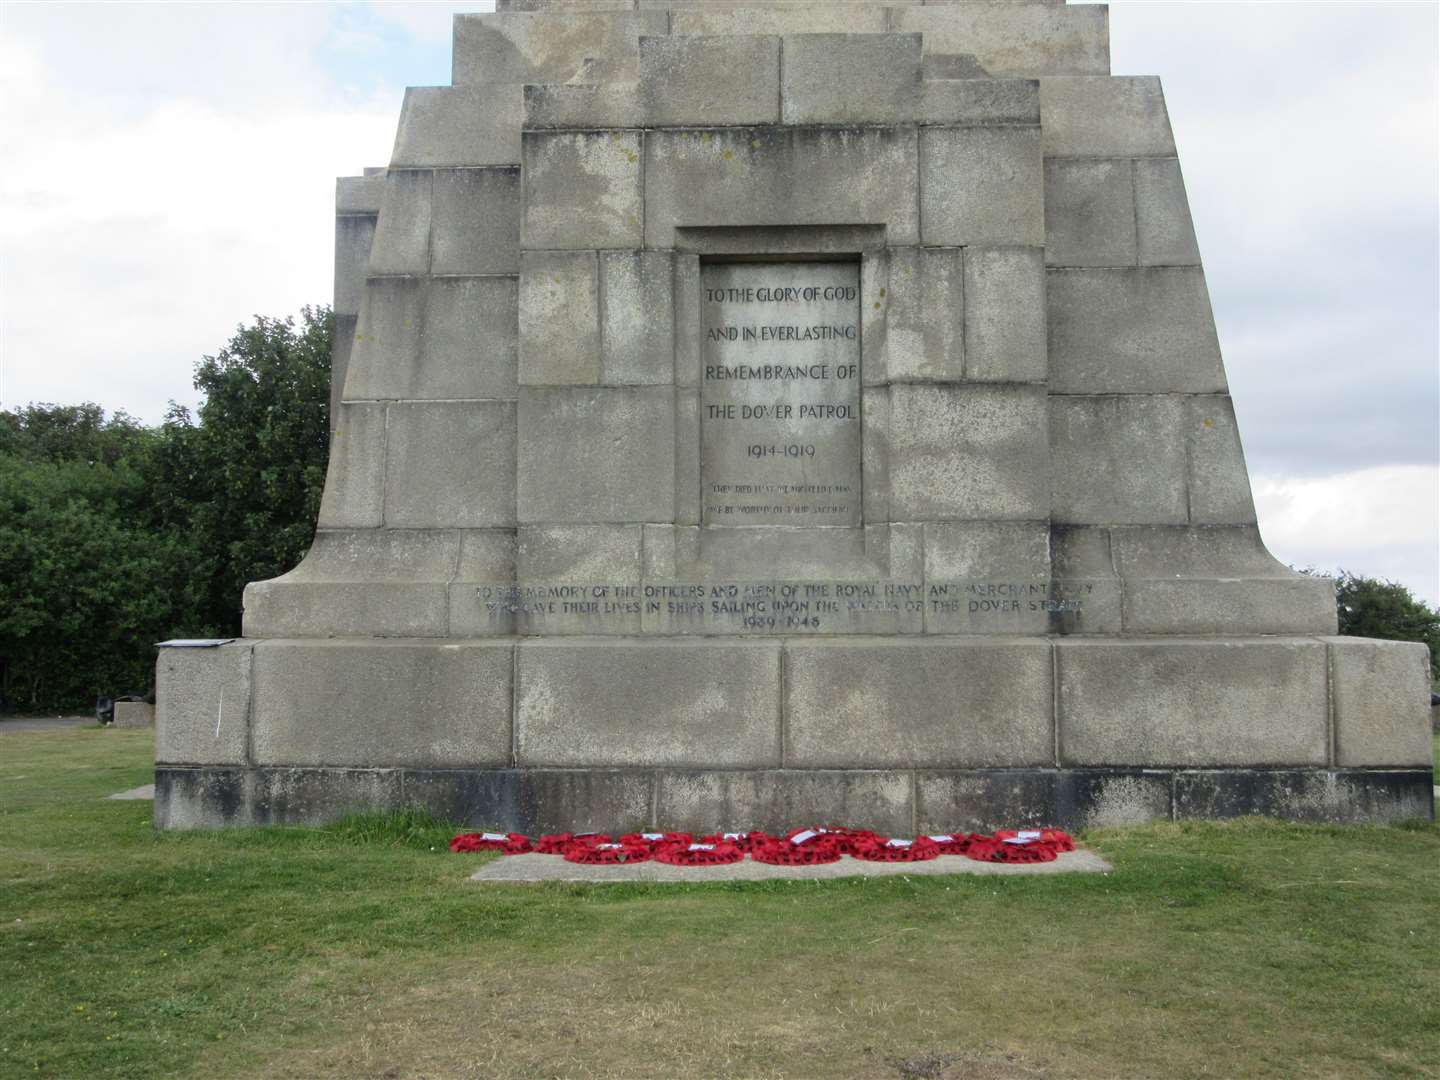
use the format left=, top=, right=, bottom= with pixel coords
left=334, top=214, right=376, bottom=316
left=114, top=701, right=154, bottom=729
left=522, top=131, right=644, bottom=250
left=640, top=35, right=780, bottom=127
left=448, top=531, right=525, bottom=637
left=785, top=638, right=1054, bottom=767
left=1050, top=395, right=1188, bottom=525
left=886, top=383, right=1050, bottom=520
left=316, top=403, right=386, bottom=528
left=781, top=34, right=922, bottom=125
left=1047, top=268, right=1225, bottom=393
left=1044, top=158, right=1136, bottom=267
left=368, top=170, right=430, bottom=276
left=1124, top=579, right=1339, bottom=636
left=331, top=314, right=356, bottom=422
left=964, top=246, right=1047, bottom=382
left=514, top=524, right=644, bottom=634
left=251, top=640, right=514, bottom=768
left=1040, top=76, right=1174, bottom=158
left=519, top=250, right=599, bottom=385
left=861, top=385, right=892, bottom=522
left=156, top=643, right=252, bottom=765
left=671, top=5, right=888, bottom=35
left=922, top=522, right=1051, bottom=634
left=431, top=167, right=520, bottom=276
left=1187, top=395, right=1256, bottom=524
left=402, top=769, right=656, bottom=834
left=390, top=85, right=522, bottom=168
left=516, top=640, right=782, bottom=767
left=1048, top=525, right=1123, bottom=635
left=884, top=247, right=964, bottom=382
left=1135, top=158, right=1200, bottom=266
left=919, top=78, right=1041, bottom=126
left=1174, top=770, right=1434, bottom=825
left=675, top=391, right=700, bottom=524
left=644, top=127, right=918, bottom=249
left=916, top=770, right=1173, bottom=833
left=452, top=11, right=666, bottom=86
left=892, top=5, right=1110, bottom=78
left=248, top=768, right=405, bottom=827
left=920, top=126, right=1043, bottom=247
left=153, top=768, right=247, bottom=829
left=336, top=173, right=385, bottom=215
left=384, top=401, right=517, bottom=528
left=523, top=84, right=644, bottom=131
left=517, top=387, right=675, bottom=523
left=1056, top=638, right=1329, bottom=767
left=655, top=770, right=913, bottom=836
left=600, top=250, right=674, bottom=385
left=347, top=277, right=519, bottom=401
left=1109, top=524, right=1295, bottom=580
left=1329, top=637, right=1434, bottom=768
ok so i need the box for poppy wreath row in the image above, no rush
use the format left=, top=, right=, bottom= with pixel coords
left=450, top=827, right=1076, bottom=864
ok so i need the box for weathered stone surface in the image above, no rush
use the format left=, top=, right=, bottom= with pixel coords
left=884, top=247, right=964, bottom=382
left=336, top=173, right=385, bottom=215
left=251, top=640, right=513, bottom=767
left=1050, top=395, right=1187, bottom=525
left=886, top=383, right=1050, bottom=520
left=516, top=640, right=781, bottom=767
left=640, top=35, right=780, bottom=127
left=781, top=33, right=922, bottom=125
left=964, top=246, right=1047, bottom=382
left=368, top=170, right=430, bottom=276
left=513, top=525, right=644, bottom=634
left=249, top=768, right=405, bottom=826
left=452, top=11, right=666, bottom=86
left=921, top=126, right=1043, bottom=247
left=785, top=638, right=1053, bottom=767
left=1047, top=268, right=1225, bottom=393
left=656, top=770, right=913, bottom=835
left=1329, top=637, right=1434, bottom=768
left=919, top=78, right=1040, bottom=126
left=922, top=522, right=1051, bottom=634
left=316, top=403, right=385, bottom=528
left=331, top=314, right=356, bottom=425
left=1186, top=396, right=1257, bottom=524
left=519, top=250, right=599, bottom=386
left=402, top=768, right=655, bottom=834
left=522, top=131, right=644, bottom=249
left=1174, top=770, right=1435, bottom=825
left=1135, top=157, right=1200, bottom=266
left=347, top=277, right=519, bottom=401
left=523, top=83, right=643, bottom=131
left=154, top=768, right=247, bottom=829
left=600, top=250, right=674, bottom=385
left=1044, top=158, right=1136, bottom=267
left=1049, top=525, right=1123, bottom=635
left=334, top=214, right=376, bottom=316
left=517, top=387, right=674, bottom=522
left=644, top=127, right=918, bottom=248
left=391, top=85, right=522, bottom=168
left=671, top=5, right=887, bottom=36
left=384, top=401, right=517, bottom=528
left=431, top=167, right=520, bottom=276
left=892, top=5, right=1110, bottom=78
left=1040, top=76, right=1174, bottom=158
left=916, top=770, right=1172, bottom=833
left=447, top=531, right=524, bottom=637
left=114, top=701, right=154, bottom=729
left=156, top=643, right=252, bottom=765
left=1057, top=638, right=1329, bottom=767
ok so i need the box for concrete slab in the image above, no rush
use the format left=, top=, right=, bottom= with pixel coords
left=469, top=849, right=1110, bottom=884
left=107, top=784, right=155, bottom=801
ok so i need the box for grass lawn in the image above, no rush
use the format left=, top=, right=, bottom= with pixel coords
left=2, top=728, right=1437, bottom=1080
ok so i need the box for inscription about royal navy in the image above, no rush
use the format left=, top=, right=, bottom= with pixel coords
left=701, top=262, right=861, bottom=526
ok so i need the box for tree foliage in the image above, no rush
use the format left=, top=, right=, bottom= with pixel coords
left=1333, top=571, right=1440, bottom=678
left=0, top=308, right=331, bottom=712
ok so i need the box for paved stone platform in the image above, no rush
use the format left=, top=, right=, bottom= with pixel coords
left=470, top=849, right=1110, bottom=884
left=107, top=784, right=156, bottom=801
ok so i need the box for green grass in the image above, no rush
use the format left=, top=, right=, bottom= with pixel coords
left=2, top=730, right=1438, bottom=1080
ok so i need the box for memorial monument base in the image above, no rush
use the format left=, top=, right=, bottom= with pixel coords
left=153, top=635, right=1435, bottom=831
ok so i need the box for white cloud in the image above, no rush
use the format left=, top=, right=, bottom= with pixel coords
left=1254, top=466, right=1439, bottom=606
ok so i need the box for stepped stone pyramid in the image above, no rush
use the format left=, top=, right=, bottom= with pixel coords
left=154, top=0, right=1434, bottom=831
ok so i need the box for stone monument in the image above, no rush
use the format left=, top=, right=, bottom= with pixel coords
left=154, top=0, right=1435, bottom=831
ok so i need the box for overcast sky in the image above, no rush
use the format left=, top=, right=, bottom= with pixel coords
left=1, top=1, right=1436, bottom=602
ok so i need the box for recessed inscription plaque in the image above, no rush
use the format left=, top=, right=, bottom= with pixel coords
left=701, top=262, right=862, bottom=526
